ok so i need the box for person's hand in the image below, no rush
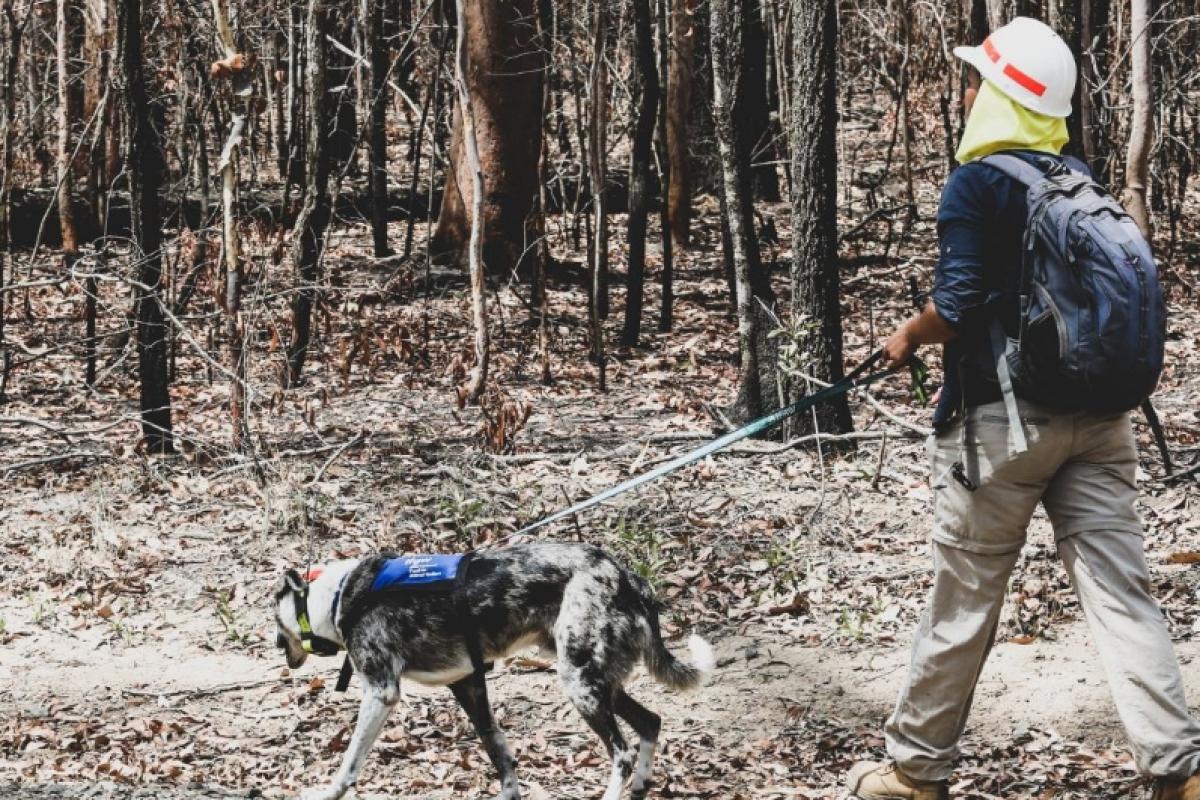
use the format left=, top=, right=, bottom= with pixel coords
left=882, top=327, right=917, bottom=366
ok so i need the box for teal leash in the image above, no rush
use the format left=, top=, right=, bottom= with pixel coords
left=513, top=349, right=906, bottom=536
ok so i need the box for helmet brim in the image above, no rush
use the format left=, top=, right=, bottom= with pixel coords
left=953, top=44, right=997, bottom=84
left=952, top=44, right=1072, bottom=118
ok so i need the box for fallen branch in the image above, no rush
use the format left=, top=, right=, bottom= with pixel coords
left=122, top=678, right=280, bottom=699
left=3, top=451, right=109, bottom=474
left=1163, top=460, right=1200, bottom=484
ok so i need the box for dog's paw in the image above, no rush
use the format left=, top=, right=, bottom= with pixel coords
left=299, top=785, right=348, bottom=800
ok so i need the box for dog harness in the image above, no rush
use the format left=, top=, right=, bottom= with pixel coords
left=371, top=554, right=464, bottom=591
left=309, top=552, right=486, bottom=693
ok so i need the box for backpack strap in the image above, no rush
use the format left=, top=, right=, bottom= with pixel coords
left=981, top=152, right=1056, bottom=187
left=990, top=321, right=1029, bottom=456
left=1141, top=399, right=1174, bottom=476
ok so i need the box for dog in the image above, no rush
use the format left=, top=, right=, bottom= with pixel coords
left=273, top=542, right=715, bottom=800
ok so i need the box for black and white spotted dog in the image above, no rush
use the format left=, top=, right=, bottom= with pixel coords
left=273, top=543, right=715, bottom=800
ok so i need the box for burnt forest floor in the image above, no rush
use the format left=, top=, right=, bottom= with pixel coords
left=2, top=167, right=1200, bottom=800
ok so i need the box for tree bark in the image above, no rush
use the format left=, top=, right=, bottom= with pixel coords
left=210, top=0, right=249, bottom=449
left=430, top=0, right=543, bottom=280
left=365, top=0, right=391, bottom=256
left=56, top=0, right=79, bottom=264
left=0, top=0, right=20, bottom=364
left=711, top=0, right=776, bottom=422
left=285, top=0, right=333, bottom=387
left=453, top=0, right=489, bottom=404
left=1056, top=0, right=1085, bottom=158
left=743, top=0, right=780, bottom=201
left=985, top=0, right=1006, bottom=29
left=267, top=31, right=287, bottom=178
left=656, top=0, right=674, bottom=332
left=1121, top=0, right=1152, bottom=240
left=588, top=0, right=608, bottom=389
left=666, top=0, right=695, bottom=249
left=1079, top=0, right=1112, bottom=178
left=534, top=0, right=553, bottom=384
left=621, top=0, right=660, bottom=348
left=966, top=0, right=989, bottom=43
left=790, top=0, right=852, bottom=434
left=119, top=0, right=174, bottom=452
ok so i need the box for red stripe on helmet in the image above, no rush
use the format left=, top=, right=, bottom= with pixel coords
left=1003, top=63, right=1047, bottom=97
left=982, top=37, right=1000, bottom=62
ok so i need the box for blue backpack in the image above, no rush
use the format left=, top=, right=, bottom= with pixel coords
left=980, top=153, right=1167, bottom=455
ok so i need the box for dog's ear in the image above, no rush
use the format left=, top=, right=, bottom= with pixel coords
left=277, top=568, right=306, bottom=598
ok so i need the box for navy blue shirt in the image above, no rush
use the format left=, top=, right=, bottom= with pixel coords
left=930, top=150, right=1090, bottom=427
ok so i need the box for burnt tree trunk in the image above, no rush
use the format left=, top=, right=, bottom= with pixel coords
left=430, top=0, right=543, bottom=280
left=0, top=0, right=20, bottom=370
left=621, top=0, right=660, bottom=348
left=56, top=0, right=79, bottom=266
left=82, top=0, right=115, bottom=387
left=285, top=0, right=333, bottom=387
left=453, top=0, right=489, bottom=403
left=267, top=31, right=287, bottom=178
left=534, top=0, right=553, bottom=383
left=1056, top=0, right=1085, bottom=159
left=966, top=0, right=989, bottom=44
left=211, top=0, right=249, bottom=449
left=963, top=0, right=988, bottom=136
left=666, top=0, right=694, bottom=249
left=1122, top=0, right=1152, bottom=240
left=790, top=0, right=852, bottom=434
left=711, top=0, right=777, bottom=423
left=656, top=0, right=674, bottom=332
left=365, top=0, right=391, bottom=256
left=588, top=0, right=608, bottom=388
left=1079, top=0, right=1112, bottom=177
left=743, top=1, right=780, bottom=201
left=119, top=0, right=174, bottom=452
left=985, top=0, right=1005, bottom=29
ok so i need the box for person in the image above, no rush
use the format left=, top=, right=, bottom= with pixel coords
left=845, top=17, right=1200, bottom=800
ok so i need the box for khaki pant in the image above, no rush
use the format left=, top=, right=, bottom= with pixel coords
left=886, top=401, right=1200, bottom=782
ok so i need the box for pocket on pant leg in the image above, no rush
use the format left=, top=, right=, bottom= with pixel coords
left=929, top=403, right=1057, bottom=555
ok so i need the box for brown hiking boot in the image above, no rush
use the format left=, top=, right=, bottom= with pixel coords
left=1153, top=774, right=1200, bottom=800
left=846, top=761, right=950, bottom=800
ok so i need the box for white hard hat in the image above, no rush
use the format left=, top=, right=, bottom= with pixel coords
left=953, top=17, right=1077, bottom=118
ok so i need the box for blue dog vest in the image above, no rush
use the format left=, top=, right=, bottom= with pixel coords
left=371, top=555, right=463, bottom=592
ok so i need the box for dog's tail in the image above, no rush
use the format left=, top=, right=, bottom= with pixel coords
left=642, top=601, right=716, bottom=692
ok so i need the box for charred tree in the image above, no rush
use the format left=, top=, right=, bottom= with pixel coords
left=534, top=0, right=553, bottom=383
left=285, top=0, right=333, bottom=387
left=1079, top=0, right=1112, bottom=177
left=666, top=0, right=695, bottom=249
left=743, top=1, right=780, bottom=201
left=656, top=0, right=674, bottom=332
left=453, top=0, right=489, bottom=403
left=711, top=0, right=777, bottom=422
left=0, top=0, right=21, bottom=373
left=365, top=0, right=391, bottom=256
left=621, top=0, right=660, bottom=348
left=56, top=0, right=79, bottom=269
left=588, top=0, right=608, bottom=387
left=430, top=0, right=544, bottom=280
left=210, top=0, right=250, bottom=449
left=790, top=0, right=852, bottom=434
left=1122, top=0, right=1152, bottom=239
left=119, top=0, right=174, bottom=452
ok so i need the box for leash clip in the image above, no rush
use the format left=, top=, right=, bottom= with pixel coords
left=951, top=461, right=978, bottom=492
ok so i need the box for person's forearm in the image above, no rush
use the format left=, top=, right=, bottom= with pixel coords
left=901, top=300, right=956, bottom=346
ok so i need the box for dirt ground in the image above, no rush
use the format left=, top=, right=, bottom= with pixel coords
left=3, top=199, right=1200, bottom=800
